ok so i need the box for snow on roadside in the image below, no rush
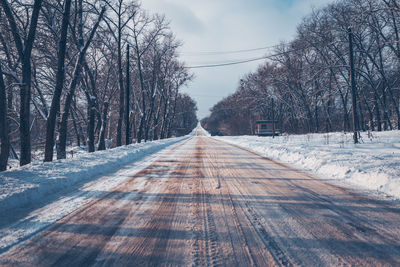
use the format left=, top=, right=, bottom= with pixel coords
left=0, top=136, right=189, bottom=215
left=215, top=131, right=400, bottom=199
left=7, top=145, right=91, bottom=169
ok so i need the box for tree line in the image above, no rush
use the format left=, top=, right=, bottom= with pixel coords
left=203, top=0, right=400, bottom=136
left=0, top=0, right=198, bottom=170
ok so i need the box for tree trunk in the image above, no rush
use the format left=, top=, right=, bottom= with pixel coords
left=338, top=91, right=350, bottom=132
left=314, top=103, right=319, bottom=133
left=74, top=106, right=86, bottom=146
left=19, top=56, right=32, bottom=165
left=116, top=25, right=124, bottom=147
left=323, top=98, right=332, bottom=132
left=160, top=93, right=171, bottom=139
left=44, top=0, right=72, bottom=162
left=153, top=97, right=162, bottom=140
left=0, top=64, right=10, bottom=171
left=385, top=84, right=400, bottom=130
left=374, top=91, right=382, bottom=131
left=362, top=93, right=374, bottom=131
left=71, top=110, right=81, bottom=147
left=98, top=101, right=109, bottom=151
left=82, top=62, right=98, bottom=153
left=381, top=85, right=392, bottom=130
left=57, top=65, right=81, bottom=159
left=134, top=35, right=146, bottom=143
left=167, top=89, right=179, bottom=138
left=125, top=45, right=131, bottom=145
left=87, top=99, right=95, bottom=153
left=358, top=99, right=366, bottom=131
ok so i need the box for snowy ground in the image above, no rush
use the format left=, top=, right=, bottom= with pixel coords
left=7, top=144, right=103, bottom=169
left=0, top=135, right=189, bottom=252
left=216, top=130, right=400, bottom=199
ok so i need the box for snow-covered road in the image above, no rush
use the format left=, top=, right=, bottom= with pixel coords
left=1, top=131, right=400, bottom=266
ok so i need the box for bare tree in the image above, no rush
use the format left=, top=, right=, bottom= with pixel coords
left=0, top=0, right=43, bottom=166
left=44, top=0, right=72, bottom=162
left=56, top=5, right=105, bottom=159
left=103, top=0, right=138, bottom=147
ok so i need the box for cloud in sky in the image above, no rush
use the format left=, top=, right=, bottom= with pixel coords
left=141, top=0, right=335, bottom=118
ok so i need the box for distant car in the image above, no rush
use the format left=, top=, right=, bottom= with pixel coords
left=209, top=130, right=223, bottom=136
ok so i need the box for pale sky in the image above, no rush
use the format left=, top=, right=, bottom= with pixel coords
left=141, top=0, right=335, bottom=119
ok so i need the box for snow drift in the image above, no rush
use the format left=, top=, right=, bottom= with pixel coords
left=216, top=130, right=400, bottom=199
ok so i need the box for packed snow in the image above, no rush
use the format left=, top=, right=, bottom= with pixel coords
left=215, top=130, right=400, bottom=199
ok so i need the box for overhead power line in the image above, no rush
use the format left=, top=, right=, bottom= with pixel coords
left=181, top=45, right=278, bottom=56
left=184, top=40, right=341, bottom=69
left=180, top=29, right=342, bottom=57
left=185, top=56, right=270, bottom=69
left=185, top=49, right=303, bottom=69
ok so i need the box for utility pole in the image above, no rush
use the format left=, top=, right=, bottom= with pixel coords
left=271, top=98, right=275, bottom=138
left=348, top=27, right=359, bottom=144
left=125, top=44, right=130, bottom=145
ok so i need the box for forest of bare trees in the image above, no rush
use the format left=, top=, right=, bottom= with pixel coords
left=203, top=0, right=400, bottom=137
left=0, top=0, right=197, bottom=170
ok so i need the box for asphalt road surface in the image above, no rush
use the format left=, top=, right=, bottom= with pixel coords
left=1, top=130, right=400, bottom=266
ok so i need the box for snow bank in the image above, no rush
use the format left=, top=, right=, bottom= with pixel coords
left=0, top=136, right=188, bottom=213
left=215, top=131, right=400, bottom=199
